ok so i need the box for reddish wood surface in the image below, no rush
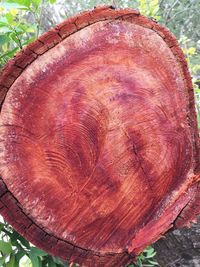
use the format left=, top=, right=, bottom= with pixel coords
left=0, top=6, right=199, bottom=267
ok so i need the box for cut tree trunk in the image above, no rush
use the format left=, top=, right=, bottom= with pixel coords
left=0, top=6, right=199, bottom=267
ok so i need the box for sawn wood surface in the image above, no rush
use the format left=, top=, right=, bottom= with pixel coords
left=0, top=6, right=199, bottom=267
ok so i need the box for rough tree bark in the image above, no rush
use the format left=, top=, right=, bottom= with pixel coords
left=154, top=218, right=200, bottom=267
left=0, top=6, right=199, bottom=267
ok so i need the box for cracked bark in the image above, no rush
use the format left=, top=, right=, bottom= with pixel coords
left=0, top=6, right=199, bottom=267
left=154, top=217, right=200, bottom=267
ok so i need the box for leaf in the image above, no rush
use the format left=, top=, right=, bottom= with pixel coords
left=31, top=0, right=41, bottom=9
left=145, top=251, right=157, bottom=258
left=18, top=255, right=32, bottom=267
left=6, top=254, right=15, bottom=267
left=17, top=234, right=30, bottom=249
left=0, top=47, right=19, bottom=60
left=22, top=36, right=36, bottom=46
left=0, top=26, right=12, bottom=33
left=0, top=255, right=7, bottom=266
left=28, top=247, right=48, bottom=267
left=10, top=231, right=30, bottom=249
left=187, top=47, right=196, bottom=55
left=148, top=259, right=159, bottom=265
left=51, top=256, right=66, bottom=265
left=0, top=3, right=28, bottom=10
left=9, top=32, right=21, bottom=46
left=0, top=20, right=10, bottom=27
left=139, top=0, right=159, bottom=17
left=7, top=0, right=31, bottom=8
left=0, top=222, right=5, bottom=231
left=0, top=240, right=12, bottom=255
left=29, top=251, right=39, bottom=267
left=14, top=251, right=25, bottom=267
left=15, top=23, right=35, bottom=33
left=30, top=247, right=48, bottom=257
left=145, top=246, right=155, bottom=257
left=145, top=247, right=154, bottom=254
left=149, top=0, right=159, bottom=17
left=47, top=257, right=57, bottom=267
left=5, top=13, right=14, bottom=24
left=0, top=34, right=10, bottom=46
left=49, top=0, right=56, bottom=4
left=10, top=8, right=19, bottom=16
left=51, top=256, right=65, bottom=265
left=136, top=257, right=143, bottom=267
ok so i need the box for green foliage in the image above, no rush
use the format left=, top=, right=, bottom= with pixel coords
left=138, top=0, right=160, bottom=20
left=159, top=0, right=200, bottom=42
left=194, top=83, right=200, bottom=128
left=0, top=0, right=56, bottom=67
left=0, top=1, right=34, bottom=66
left=0, top=219, right=68, bottom=267
left=132, top=247, right=158, bottom=267
left=0, top=219, right=158, bottom=267
left=178, top=36, right=200, bottom=129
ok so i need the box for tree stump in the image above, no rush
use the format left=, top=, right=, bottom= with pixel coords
left=0, top=6, right=199, bottom=267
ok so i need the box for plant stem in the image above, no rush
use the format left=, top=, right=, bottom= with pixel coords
left=36, top=0, right=45, bottom=38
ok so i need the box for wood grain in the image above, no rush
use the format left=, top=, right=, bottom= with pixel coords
left=0, top=6, right=199, bottom=267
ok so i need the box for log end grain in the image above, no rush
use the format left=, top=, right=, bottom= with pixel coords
left=0, top=6, right=199, bottom=267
